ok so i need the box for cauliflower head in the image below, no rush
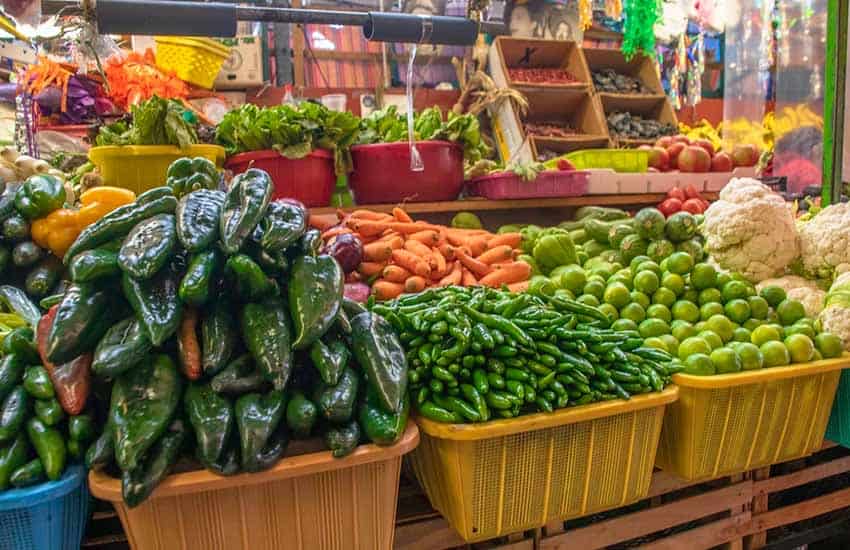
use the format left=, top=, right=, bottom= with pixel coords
left=817, top=271, right=850, bottom=350
left=702, top=178, right=800, bottom=283
left=797, top=202, right=850, bottom=281
left=757, top=275, right=825, bottom=316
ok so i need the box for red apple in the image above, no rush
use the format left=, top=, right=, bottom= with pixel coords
left=673, top=134, right=691, bottom=145
left=667, top=187, right=686, bottom=201
left=731, top=144, right=759, bottom=167
left=646, top=146, right=670, bottom=171
left=677, top=146, right=712, bottom=173
left=694, top=139, right=715, bottom=157
left=666, top=142, right=686, bottom=169
left=655, top=136, right=674, bottom=148
left=710, top=151, right=733, bottom=172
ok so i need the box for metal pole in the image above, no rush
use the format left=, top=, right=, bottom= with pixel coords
left=823, top=0, right=849, bottom=205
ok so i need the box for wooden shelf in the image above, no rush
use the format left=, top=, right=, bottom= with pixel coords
left=311, top=193, right=718, bottom=216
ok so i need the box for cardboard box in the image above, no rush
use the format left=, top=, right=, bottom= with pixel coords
left=584, top=48, right=665, bottom=96
left=488, top=37, right=591, bottom=91
left=600, top=94, right=678, bottom=147
left=214, top=36, right=264, bottom=89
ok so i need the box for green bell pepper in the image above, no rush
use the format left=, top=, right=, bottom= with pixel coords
left=241, top=298, right=293, bottom=391
left=0, top=432, right=29, bottom=489
left=122, top=418, right=186, bottom=508
left=532, top=229, right=577, bottom=273
left=166, top=157, right=219, bottom=198
left=92, top=317, right=152, bottom=379
left=220, top=168, right=272, bottom=255
left=185, top=382, right=234, bottom=469
left=235, top=389, right=287, bottom=472
left=350, top=312, right=408, bottom=413
left=288, top=254, right=343, bottom=350
left=14, top=174, right=66, bottom=219
left=27, top=417, right=66, bottom=480
left=519, top=225, right=542, bottom=254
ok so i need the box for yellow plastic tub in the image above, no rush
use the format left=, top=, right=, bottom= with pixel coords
left=409, top=387, right=678, bottom=542
left=656, top=356, right=849, bottom=482
left=155, top=36, right=230, bottom=89
left=89, top=144, right=226, bottom=195
left=543, top=148, right=649, bottom=172
left=89, top=423, right=419, bottom=550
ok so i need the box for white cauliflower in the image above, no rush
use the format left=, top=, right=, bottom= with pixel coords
left=756, top=275, right=826, bottom=317
left=702, top=178, right=800, bottom=283
left=818, top=271, right=850, bottom=350
left=797, top=202, right=850, bottom=281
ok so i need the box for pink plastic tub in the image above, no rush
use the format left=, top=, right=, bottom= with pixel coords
left=349, top=141, right=464, bottom=204
left=466, top=170, right=590, bottom=199
left=225, top=149, right=335, bottom=207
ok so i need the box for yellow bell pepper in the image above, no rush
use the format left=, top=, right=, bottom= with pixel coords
left=79, top=187, right=136, bottom=208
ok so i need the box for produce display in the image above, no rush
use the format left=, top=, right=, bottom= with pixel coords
left=592, top=69, right=653, bottom=94
left=95, top=97, right=200, bottom=149
left=641, top=134, right=759, bottom=173
left=656, top=185, right=711, bottom=217
left=373, top=286, right=679, bottom=422
left=508, top=67, right=579, bottom=85
left=607, top=111, right=676, bottom=141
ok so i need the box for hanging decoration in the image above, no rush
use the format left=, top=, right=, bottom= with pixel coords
left=685, top=28, right=705, bottom=106
left=622, top=0, right=662, bottom=59
left=605, top=0, right=623, bottom=20
left=578, top=0, right=592, bottom=30
left=667, top=32, right=686, bottom=109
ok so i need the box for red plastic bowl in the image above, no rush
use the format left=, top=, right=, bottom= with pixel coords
left=349, top=141, right=463, bottom=204
left=225, top=149, right=335, bottom=207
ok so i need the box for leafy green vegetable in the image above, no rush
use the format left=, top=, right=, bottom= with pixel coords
left=215, top=102, right=360, bottom=175
left=95, top=97, right=198, bottom=149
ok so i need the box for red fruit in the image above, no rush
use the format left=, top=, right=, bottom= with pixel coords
left=684, top=184, right=701, bottom=199
left=647, top=167, right=659, bottom=172
left=694, top=139, right=715, bottom=157
left=681, top=198, right=705, bottom=214
left=667, top=187, right=686, bottom=201
left=731, top=144, right=759, bottom=167
left=710, top=152, right=733, bottom=172
left=646, top=146, right=670, bottom=171
left=677, top=146, right=712, bottom=173
left=673, top=134, right=691, bottom=145
left=658, top=197, right=682, bottom=217
left=655, top=136, right=674, bottom=148
left=557, top=158, right=576, bottom=171
left=666, top=143, right=686, bottom=169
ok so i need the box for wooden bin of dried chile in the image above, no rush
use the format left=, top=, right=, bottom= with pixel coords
left=517, top=89, right=612, bottom=158
left=488, top=37, right=592, bottom=90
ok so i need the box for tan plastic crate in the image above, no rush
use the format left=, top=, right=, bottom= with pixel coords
left=89, top=424, right=419, bottom=550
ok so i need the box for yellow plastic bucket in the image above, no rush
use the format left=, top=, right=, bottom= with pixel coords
left=155, top=36, right=230, bottom=89
left=656, top=356, right=849, bottom=482
left=409, top=387, right=678, bottom=541
left=88, top=144, right=226, bottom=195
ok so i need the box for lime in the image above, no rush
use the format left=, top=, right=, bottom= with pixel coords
left=612, top=318, right=639, bottom=332
left=608, top=274, right=634, bottom=290
left=662, top=273, right=686, bottom=296
left=554, top=289, right=576, bottom=301
left=784, top=334, right=815, bottom=363
left=737, top=343, right=764, bottom=370
left=743, top=318, right=763, bottom=331
left=747, top=296, right=770, bottom=320
left=699, top=288, right=723, bottom=305
left=761, top=341, right=791, bottom=367
left=640, top=318, right=671, bottom=338
left=598, top=303, right=619, bottom=323
left=589, top=263, right=615, bottom=281
left=695, top=321, right=708, bottom=333
left=700, top=302, right=725, bottom=321
left=815, top=333, right=844, bottom=359
left=711, top=347, right=742, bottom=374
left=679, top=337, right=712, bottom=360
left=706, top=314, right=735, bottom=342
left=759, top=285, right=787, bottom=308
left=766, top=310, right=780, bottom=324
left=671, top=320, right=698, bottom=342
left=646, top=304, right=672, bottom=323
left=691, top=263, right=718, bottom=290
left=732, top=327, right=752, bottom=342
left=577, top=294, right=600, bottom=307
left=777, top=299, right=806, bottom=326
left=630, top=255, right=652, bottom=272
left=653, top=288, right=677, bottom=308
left=785, top=323, right=816, bottom=339
left=660, top=334, right=680, bottom=356
left=666, top=252, right=695, bottom=275
left=556, top=265, right=587, bottom=294
left=633, top=270, right=660, bottom=295
left=636, top=261, right=662, bottom=278
left=724, top=299, right=751, bottom=324
left=768, top=324, right=786, bottom=339
left=684, top=353, right=716, bottom=375
left=659, top=258, right=670, bottom=272
left=630, top=291, right=651, bottom=310
left=681, top=289, right=699, bottom=304
left=751, top=324, right=782, bottom=346
left=698, top=330, right=724, bottom=350
left=603, top=282, right=631, bottom=309
left=716, top=272, right=732, bottom=288
left=644, top=337, right=668, bottom=352
left=583, top=280, right=605, bottom=300
left=796, top=318, right=816, bottom=329
left=722, top=280, right=750, bottom=303
left=813, top=350, right=824, bottom=361
left=620, top=302, right=647, bottom=323
left=672, top=300, right=701, bottom=323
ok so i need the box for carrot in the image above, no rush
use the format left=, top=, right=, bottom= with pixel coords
left=404, top=275, right=427, bottom=293
left=308, top=214, right=338, bottom=231
left=437, top=243, right=455, bottom=260
left=346, top=220, right=443, bottom=237
left=362, top=241, right=395, bottom=262
left=321, top=227, right=352, bottom=240
left=455, top=248, right=492, bottom=278
left=383, top=265, right=412, bottom=283
left=408, top=230, right=441, bottom=245
left=391, top=249, right=431, bottom=277
left=488, top=232, right=522, bottom=249
left=468, top=235, right=489, bottom=257
left=478, top=262, right=532, bottom=287
left=461, top=268, right=478, bottom=286
left=393, top=207, right=413, bottom=223
left=477, top=245, right=514, bottom=265
left=445, top=232, right=468, bottom=248
left=376, top=231, right=402, bottom=242
left=372, top=280, right=405, bottom=301
left=431, top=247, right=447, bottom=277
left=357, top=262, right=386, bottom=277
left=404, top=239, right=433, bottom=257
left=507, top=280, right=530, bottom=292
left=351, top=209, right=392, bottom=221
left=437, top=261, right=462, bottom=286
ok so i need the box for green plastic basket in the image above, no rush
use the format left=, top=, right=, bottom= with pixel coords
left=544, top=149, right=649, bottom=173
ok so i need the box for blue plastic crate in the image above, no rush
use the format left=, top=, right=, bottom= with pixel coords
left=0, top=465, right=90, bottom=550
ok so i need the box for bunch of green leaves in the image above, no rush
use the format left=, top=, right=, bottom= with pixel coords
left=94, top=96, right=198, bottom=148
left=357, top=106, right=408, bottom=144
left=215, top=102, right=360, bottom=175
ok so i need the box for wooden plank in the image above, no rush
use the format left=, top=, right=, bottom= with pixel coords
left=393, top=517, right=465, bottom=550
left=745, top=467, right=771, bottom=550
left=495, top=540, right=534, bottom=550
left=754, top=455, right=850, bottom=496
left=751, top=486, right=850, bottom=532
left=642, top=513, right=752, bottom=550
left=646, top=469, right=705, bottom=498
left=540, top=481, right=752, bottom=550
left=291, top=0, right=304, bottom=87
left=543, top=520, right=566, bottom=536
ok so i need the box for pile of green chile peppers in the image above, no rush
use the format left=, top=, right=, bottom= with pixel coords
left=376, top=286, right=680, bottom=424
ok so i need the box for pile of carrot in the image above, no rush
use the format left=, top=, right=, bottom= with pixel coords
left=310, top=207, right=532, bottom=301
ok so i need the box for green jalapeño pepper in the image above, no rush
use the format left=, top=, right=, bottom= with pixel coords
left=2, top=327, right=38, bottom=364
left=288, top=254, right=343, bottom=350
left=110, top=354, right=182, bottom=472
left=241, top=298, right=293, bottom=391
left=350, top=312, right=408, bottom=413
left=0, top=433, right=29, bottom=489
left=92, top=317, right=152, bottom=379
left=258, top=200, right=307, bottom=253
left=27, top=417, right=66, bottom=480
left=122, top=418, right=186, bottom=508
left=220, top=168, right=272, bottom=254
left=166, top=157, right=220, bottom=198
left=0, top=386, right=29, bottom=441
left=179, top=249, right=223, bottom=306
left=235, top=389, right=287, bottom=472
left=14, top=174, right=66, bottom=219
left=185, top=382, right=234, bottom=468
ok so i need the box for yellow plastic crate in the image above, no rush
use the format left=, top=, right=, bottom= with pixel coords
left=409, top=387, right=678, bottom=542
left=89, top=144, right=226, bottom=195
left=656, top=356, right=850, bottom=482
left=155, top=36, right=230, bottom=89
left=543, top=148, right=649, bottom=173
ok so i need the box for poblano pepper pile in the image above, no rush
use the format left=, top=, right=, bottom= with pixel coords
left=374, top=286, right=679, bottom=423
left=27, top=165, right=409, bottom=508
